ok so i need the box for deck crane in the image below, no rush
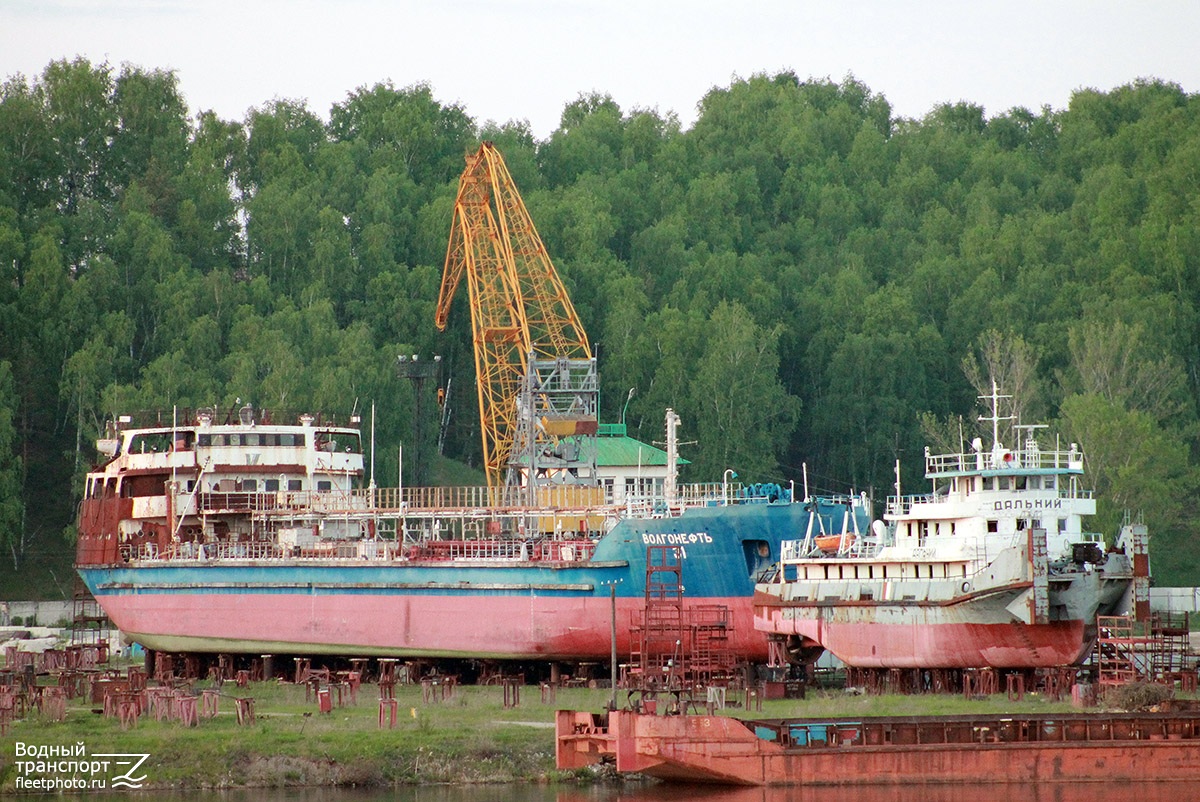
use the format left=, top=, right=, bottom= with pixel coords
left=435, top=143, right=599, bottom=490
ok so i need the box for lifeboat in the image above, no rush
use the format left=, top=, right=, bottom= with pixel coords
left=814, top=533, right=855, bottom=553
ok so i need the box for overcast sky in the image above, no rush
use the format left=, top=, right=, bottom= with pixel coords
left=3, top=1, right=1198, bottom=139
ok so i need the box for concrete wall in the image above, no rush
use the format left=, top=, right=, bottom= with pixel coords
left=0, top=600, right=73, bottom=627
left=1151, top=587, right=1200, bottom=614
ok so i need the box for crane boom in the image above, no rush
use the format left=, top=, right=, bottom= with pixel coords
left=436, top=143, right=597, bottom=489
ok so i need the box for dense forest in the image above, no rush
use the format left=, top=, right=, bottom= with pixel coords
left=2, top=58, right=1199, bottom=595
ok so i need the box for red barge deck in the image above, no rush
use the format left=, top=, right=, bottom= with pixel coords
left=556, top=708, right=1200, bottom=786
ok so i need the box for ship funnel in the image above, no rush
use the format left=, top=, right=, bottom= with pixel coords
left=239, top=404, right=255, bottom=425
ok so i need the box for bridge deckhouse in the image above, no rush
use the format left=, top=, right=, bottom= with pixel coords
left=83, top=409, right=365, bottom=508
left=884, top=435, right=1097, bottom=564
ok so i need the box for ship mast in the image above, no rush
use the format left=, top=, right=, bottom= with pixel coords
left=663, top=408, right=681, bottom=509
left=978, top=381, right=1014, bottom=467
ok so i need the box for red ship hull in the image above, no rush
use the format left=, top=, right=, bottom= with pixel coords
left=755, top=590, right=1093, bottom=668
left=89, top=588, right=769, bottom=662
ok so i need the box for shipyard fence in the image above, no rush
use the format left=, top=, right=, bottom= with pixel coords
left=1152, top=587, right=1200, bottom=614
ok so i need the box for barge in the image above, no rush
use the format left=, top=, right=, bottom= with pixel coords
left=556, top=708, right=1200, bottom=786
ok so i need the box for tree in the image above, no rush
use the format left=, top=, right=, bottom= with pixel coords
left=174, top=110, right=245, bottom=271
left=109, top=65, right=189, bottom=210
left=0, top=361, right=24, bottom=569
left=0, top=75, right=54, bottom=226
left=328, top=81, right=475, bottom=187
left=1058, top=393, right=1198, bottom=584
left=244, top=143, right=320, bottom=291
left=961, top=329, right=1046, bottom=439
left=1063, top=319, right=1191, bottom=426
left=540, top=93, right=625, bottom=186
left=39, top=58, right=116, bottom=220
left=61, top=311, right=135, bottom=472
left=686, top=302, right=800, bottom=481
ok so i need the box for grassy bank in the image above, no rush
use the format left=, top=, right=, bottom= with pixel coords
left=0, top=678, right=1086, bottom=792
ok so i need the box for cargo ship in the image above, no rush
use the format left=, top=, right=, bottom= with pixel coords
left=74, top=405, right=868, bottom=664
left=754, top=385, right=1146, bottom=670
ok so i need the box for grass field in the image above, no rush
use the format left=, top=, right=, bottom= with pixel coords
left=0, top=672, right=1095, bottom=792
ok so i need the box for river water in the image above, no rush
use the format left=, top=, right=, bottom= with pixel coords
left=60, top=781, right=1196, bottom=802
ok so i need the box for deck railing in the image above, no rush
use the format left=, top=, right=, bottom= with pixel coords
left=119, top=535, right=598, bottom=564
left=186, top=481, right=821, bottom=519
left=926, top=448, right=1084, bottom=475
left=113, top=482, right=839, bottom=567
left=345, top=482, right=789, bottom=513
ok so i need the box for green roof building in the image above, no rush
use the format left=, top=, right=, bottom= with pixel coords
left=594, top=422, right=688, bottom=505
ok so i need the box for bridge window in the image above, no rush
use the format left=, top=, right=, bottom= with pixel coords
left=129, top=432, right=173, bottom=453
left=316, top=430, right=361, bottom=454
left=124, top=475, right=166, bottom=497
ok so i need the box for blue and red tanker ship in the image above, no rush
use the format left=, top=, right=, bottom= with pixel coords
left=75, top=407, right=866, bottom=663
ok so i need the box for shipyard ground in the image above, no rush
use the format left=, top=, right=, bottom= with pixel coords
left=0, top=675, right=1139, bottom=793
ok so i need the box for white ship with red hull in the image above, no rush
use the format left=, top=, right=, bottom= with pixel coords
left=754, top=386, right=1146, bottom=670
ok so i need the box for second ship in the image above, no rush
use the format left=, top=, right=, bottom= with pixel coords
left=754, top=385, right=1147, bottom=670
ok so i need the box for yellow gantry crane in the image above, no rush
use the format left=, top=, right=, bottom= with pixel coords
left=435, top=143, right=598, bottom=489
